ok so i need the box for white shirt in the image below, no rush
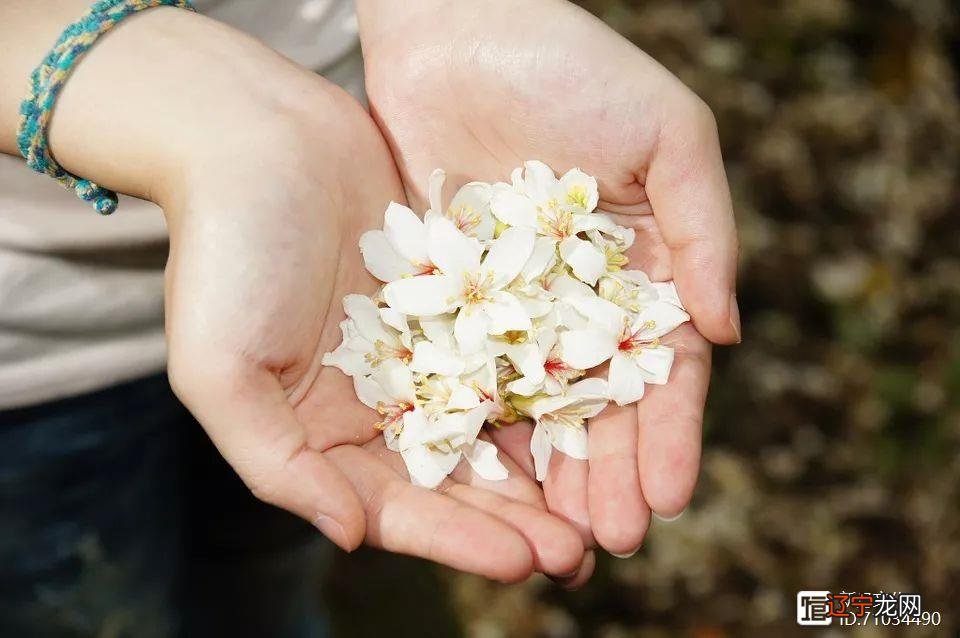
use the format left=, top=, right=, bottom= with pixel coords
left=0, top=0, right=359, bottom=408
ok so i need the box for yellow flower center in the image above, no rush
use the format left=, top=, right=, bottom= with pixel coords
left=566, top=185, right=589, bottom=209
left=537, top=201, right=575, bottom=239
left=618, top=320, right=660, bottom=354
left=447, top=204, right=482, bottom=235
left=462, top=271, right=495, bottom=304
left=373, top=401, right=413, bottom=432
left=364, top=340, right=413, bottom=366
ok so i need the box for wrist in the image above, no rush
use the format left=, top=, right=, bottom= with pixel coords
left=6, top=6, right=331, bottom=210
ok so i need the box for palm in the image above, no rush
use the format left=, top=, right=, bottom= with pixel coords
left=164, top=84, right=585, bottom=580
left=362, top=0, right=737, bottom=553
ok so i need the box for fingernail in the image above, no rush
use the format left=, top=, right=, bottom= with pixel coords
left=611, top=546, right=641, bottom=559
left=729, top=293, right=742, bottom=344
left=653, top=509, right=685, bottom=523
left=558, top=567, right=580, bottom=578
left=313, top=514, right=348, bottom=549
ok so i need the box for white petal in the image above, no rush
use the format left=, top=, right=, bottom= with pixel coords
left=447, top=383, right=481, bottom=410
left=343, top=294, right=392, bottom=344
left=530, top=422, right=554, bottom=482
left=401, top=408, right=462, bottom=449
left=521, top=160, right=560, bottom=202
left=462, top=401, right=497, bottom=441
left=398, top=406, right=430, bottom=446
left=558, top=167, right=599, bottom=213
left=544, top=419, right=589, bottom=460
left=616, top=269, right=654, bottom=287
left=383, top=425, right=401, bottom=452
left=652, top=281, right=685, bottom=309
left=521, top=237, right=559, bottom=282
left=548, top=272, right=595, bottom=298
left=506, top=375, right=544, bottom=396
left=559, top=235, right=607, bottom=286
left=608, top=351, right=646, bottom=406
left=567, top=377, right=610, bottom=401
left=427, top=168, right=445, bottom=217
left=482, top=226, right=536, bottom=288
left=359, top=230, right=413, bottom=282
left=353, top=374, right=391, bottom=410
left=515, top=289, right=554, bottom=319
left=563, top=295, right=627, bottom=336
left=454, top=305, right=490, bottom=354
left=419, top=314, right=456, bottom=349
left=378, top=307, right=409, bottom=334
left=631, top=300, right=691, bottom=340
left=382, top=275, right=459, bottom=317
left=321, top=341, right=372, bottom=377
left=401, top=445, right=458, bottom=489
left=502, top=342, right=546, bottom=383
left=585, top=211, right=632, bottom=244
left=558, top=329, right=618, bottom=369
left=409, top=340, right=464, bottom=376
left=483, top=291, right=533, bottom=334
left=448, top=182, right=495, bottom=240
left=427, top=216, right=482, bottom=280
left=490, top=190, right=538, bottom=228
left=634, top=345, right=675, bottom=385
left=384, top=201, right=430, bottom=266
left=371, top=358, right=417, bottom=404
left=462, top=439, right=508, bottom=481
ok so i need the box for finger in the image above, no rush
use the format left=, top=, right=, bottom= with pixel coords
left=326, top=444, right=535, bottom=583
left=443, top=483, right=585, bottom=577
left=644, top=96, right=740, bottom=345
left=487, top=420, right=537, bottom=479
left=587, top=402, right=650, bottom=556
left=550, top=549, right=596, bottom=591
left=543, top=451, right=594, bottom=547
left=296, top=365, right=382, bottom=450
left=368, top=437, right=585, bottom=577
left=168, top=358, right=366, bottom=551
left=636, top=324, right=711, bottom=517
left=449, top=431, right=545, bottom=508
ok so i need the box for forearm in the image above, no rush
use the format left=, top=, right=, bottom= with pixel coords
left=0, top=2, right=325, bottom=208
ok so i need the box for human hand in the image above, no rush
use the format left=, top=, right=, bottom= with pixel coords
left=0, top=5, right=586, bottom=582
left=162, top=60, right=588, bottom=584
left=358, top=0, right=739, bottom=556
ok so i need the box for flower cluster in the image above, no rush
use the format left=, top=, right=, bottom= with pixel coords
left=323, top=161, right=690, bottom=488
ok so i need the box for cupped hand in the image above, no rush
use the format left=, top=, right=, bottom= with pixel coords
left=162, top=76, right=586, bottom=582
left=359, top=0, right=739, bottom=555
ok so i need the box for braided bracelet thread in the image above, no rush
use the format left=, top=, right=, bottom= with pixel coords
left=17, top=0, right=195, bottom=215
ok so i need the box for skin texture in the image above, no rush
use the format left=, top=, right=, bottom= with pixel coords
left=0, top=4, right=587, bottom=582
left=358, top=0, right=740, bottom=556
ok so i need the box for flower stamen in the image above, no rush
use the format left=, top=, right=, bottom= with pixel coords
left=373, top=401, right=413, bottom=432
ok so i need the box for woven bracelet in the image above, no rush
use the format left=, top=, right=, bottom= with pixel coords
left=16, top=0, right=196, bottom=215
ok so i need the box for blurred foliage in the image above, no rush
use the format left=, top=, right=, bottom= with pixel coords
left=325, top=0, right=960, bottom=635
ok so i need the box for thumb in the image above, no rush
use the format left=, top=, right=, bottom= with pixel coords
left=645, top=96, right=740, bottom=345
left=168, top=352, right=366, bottom=551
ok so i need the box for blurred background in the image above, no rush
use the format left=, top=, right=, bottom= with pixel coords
left=323, top=0, right=960, bottom=635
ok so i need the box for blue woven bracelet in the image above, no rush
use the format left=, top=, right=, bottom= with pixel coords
left=16, top=0, right=196, bottom=215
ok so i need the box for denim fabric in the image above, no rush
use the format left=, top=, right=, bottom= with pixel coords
left=0, top=374, right=331, bottom=638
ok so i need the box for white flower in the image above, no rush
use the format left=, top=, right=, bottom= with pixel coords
left=398, top=403, right=507, bottom=488
left=360, top=201, right=437, bottom=282
left=324, top=161, right=692, bottom=489
left=558, top=283, right=690, bottom=407
left=417, top=374, right=481, bottom=416
left=321, top=294, right=413, bottom=377
left=382, top=217, right=535, bottom=354
left=426, top=169, right=496, bottom=241
left=521, top=378, right=610, bottom=481
left=490, top=161, right=608, bottom=285
left=352, top=358, right=419, bottom=451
